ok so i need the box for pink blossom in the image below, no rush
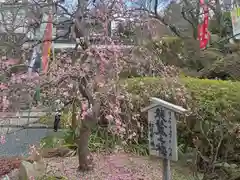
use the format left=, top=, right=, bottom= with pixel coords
left=115, top=118, right=122, bottom=126
left=106, top=114, right=114, bottom=122
left=97, top=82, right=104, bottom=87
left=29, top=144, right=39, bottom=155
left=0, top=135, right=6, bottom=144
left=81, top=111, right=88, bottom=119
left=81, top=102, right=88, bottom=111
left=2, top=96, right=9, bottom=111
left=119, top=127, right=126, bottom=133
left=0, top=83, right=7, bottom=90
left=113, top=106, right=120, bottom=114
left=63, top=91, right=69, bottom=97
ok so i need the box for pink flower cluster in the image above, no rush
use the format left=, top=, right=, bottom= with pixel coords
left=0, top=135, right=6, bottom=145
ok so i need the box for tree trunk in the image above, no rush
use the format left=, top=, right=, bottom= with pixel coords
left=77, top=102, right=99, bottom=171
left=77, top=123, right=92, bottom=171
left=214, top=0, right=223, bottom=37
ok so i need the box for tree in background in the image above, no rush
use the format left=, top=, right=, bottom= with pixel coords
left=137, top=0, right=240, bottom=80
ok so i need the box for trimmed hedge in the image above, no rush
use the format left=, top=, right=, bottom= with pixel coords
left=126, top=76, right=240, bottom=124
left=125, top=77, right=240, bottom=166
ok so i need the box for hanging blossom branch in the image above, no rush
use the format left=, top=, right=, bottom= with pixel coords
left=0, top=0, right=181, bottom=171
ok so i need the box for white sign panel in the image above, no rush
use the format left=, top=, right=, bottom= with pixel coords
left=148, top=106, right=178, bottom=161
left=231, top=7, right=240, bottom=39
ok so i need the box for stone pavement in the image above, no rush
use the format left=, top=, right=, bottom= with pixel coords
left=0, top=109, right=54, bottom=156
left=0, top=109, right=47, bottom=135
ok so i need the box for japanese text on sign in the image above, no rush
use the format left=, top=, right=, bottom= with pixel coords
left=148, top=106, right=178, bottom=161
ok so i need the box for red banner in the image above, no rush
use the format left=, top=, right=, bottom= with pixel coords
left=198, top=0, right=209, bottom=49
left=42, top=14, right=52, bottom=73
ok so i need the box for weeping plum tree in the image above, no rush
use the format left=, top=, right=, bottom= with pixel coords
left=0, top=0, right=194, bottom=174
left=0, top=0, right=175, bottom=171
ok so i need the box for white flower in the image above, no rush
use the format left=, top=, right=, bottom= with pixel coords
left=63, top=91, right=69, bottom=97
left=105, top=114, right=114, bottom=122
left=55, top=99, right=60, bottom=103
left=68, top=83, right=73, bottom=88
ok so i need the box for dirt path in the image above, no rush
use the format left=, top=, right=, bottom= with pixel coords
left=44, top=152, right=163, bottom=180
left=2, top=152, right=191, bottom=180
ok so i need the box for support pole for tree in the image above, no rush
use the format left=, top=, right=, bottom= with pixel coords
left=71, top=99, right=77, bottom=131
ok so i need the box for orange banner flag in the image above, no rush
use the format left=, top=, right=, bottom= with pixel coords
left=42, top=14, right=53, bottom=73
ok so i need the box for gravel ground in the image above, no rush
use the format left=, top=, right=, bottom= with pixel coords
left=44, top=152, right=163, bottom=180
left=2, top=152, right=193, bottom=180
left=1, top=152, right=163, bottom=180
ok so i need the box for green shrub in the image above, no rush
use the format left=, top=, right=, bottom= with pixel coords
left=126, top=76, right=240, bottom=125
left=124, top=77, right=240, bottom=167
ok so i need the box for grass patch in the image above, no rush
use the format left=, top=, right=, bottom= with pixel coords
left=172, top=166, right=202, bottom=180
left=38, top=176, right=67, bottom=180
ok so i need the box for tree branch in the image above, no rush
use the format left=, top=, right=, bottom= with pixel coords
left=133, top=4, right=181, bottom=37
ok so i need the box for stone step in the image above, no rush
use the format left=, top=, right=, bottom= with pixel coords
left=0, top=119, right=40, bottom=135
left=0, top=117, right=40, bottom=125
left=0, top=108, right=49, bottom=135
left=0, top=109, right=48, bottom=118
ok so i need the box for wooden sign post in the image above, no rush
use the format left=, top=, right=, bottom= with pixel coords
left=142, top=97, right=187, bottom=180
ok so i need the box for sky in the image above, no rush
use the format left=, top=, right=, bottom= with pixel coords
left=61, top=0, right=174, bottom=12
left=126, top=0, right=174, bottom=11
